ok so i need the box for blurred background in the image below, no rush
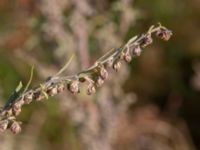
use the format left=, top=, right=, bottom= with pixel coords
left=0, top=0, right=200, bottom=150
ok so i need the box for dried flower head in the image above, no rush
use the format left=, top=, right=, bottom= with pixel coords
left=96, top=76, right=104, bottom=87
left=0, top=120, right=9, bottom=132
left=34, top=91, right=44, bottom=101
left=57, top=83, right=65, bottom=93
left=105, top=58, right=114, bottom=67
left=67, top=80, right=79, bottom=94
left=132, top=45, right=142, bottom=56
left=123, top=51, right=132, bottom=63
left=0, top=24, right=172, bottom=134
left=10, top=121, right=21, bottom=134
left=113, top=60, right=121, bottom=72
left=156, top=28, right=172, bottom=41
left=13, top=107, right=21, bottom=116
left=87, top=83, right=96, bottom=95
left=12, top=101, right=23, bottom=116
left=23, top=91, right=34, bottom=104
left=47, top=86, right=58, bottom=96
left=141, top=34, right=153, bottom=48
left=99, top=66, right=108, bottom=80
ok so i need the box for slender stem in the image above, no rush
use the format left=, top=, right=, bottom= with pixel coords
left=0, top=24, right=172, bottom=133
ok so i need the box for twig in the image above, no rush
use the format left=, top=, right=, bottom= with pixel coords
left=0, top=23, right=172, bottom=134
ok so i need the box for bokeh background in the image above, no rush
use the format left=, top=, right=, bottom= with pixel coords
left=0, top=0, right=200, bottom=150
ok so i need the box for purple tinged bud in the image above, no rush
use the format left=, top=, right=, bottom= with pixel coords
left=12, top=102, right=22, bottom=116
left=123, top=52, right=132, bottom=63
left=47, top=86, right=58, bottom=96
left=10, top=121, right=21, bottom=134
left=68, top=81, right=79, bottom=94
left=99, top=66, right=108, bottom=80
left=141, top=34, right=153, bottom=48
left=113, top=61, right=121, bottom=72
left=132, top=45, right=142, bottom=56
left=24, top=91, right=34, bottom=104
left=34, top=91, right=44, bottom=101
left=96, top=77, right=104, bottom=87
left=87, top=83, right=96, bottom=95
left=106, top=58, right=114, bottom=67
left=0, top=120, right=9, bottom=132
left=57, top=84, right=65, bottom=93
left=156, top=28, right=172, bottom=41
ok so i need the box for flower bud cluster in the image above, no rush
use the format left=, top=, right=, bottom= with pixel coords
left=0, top=119, right=21, bottom=134
left=156, top=27, right=172, bottom=41
left=0, top=24, right=172, bottom=134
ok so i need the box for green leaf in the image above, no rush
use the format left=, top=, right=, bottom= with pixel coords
left=23, top=65, right=34, bottom=93
left=3, top=81, right=23, bottom=110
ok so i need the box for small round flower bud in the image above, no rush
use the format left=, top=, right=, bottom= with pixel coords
left=123, top=52, right=132, bottom=63
left=47, top=86, right=58, bottom=96
left=87, top=84, right=96, bottom=95
left=113, top=61, right=121, bottom=72
left=156, top=28, right=172, bottom=41
left=24, top=91, right=34, bottom=104
left=141, top=34, right=153, bottom=48
left=10, top=121, right=21, bottom=134
left=132, top=45, right=142, bottom=56
left=34, top=91, right=44, bottom=101
left=13, top=107, right=21, bottom=116
left=12, top=101, right=23, bottom=116
left=57, top=84, right=65, bottom=93
left=96, top=76, right=104, bottom=87
left=99, top=66, right=108, bottom=80
left=67, top=81, right=79, bottom=94
left=106, top=58, right=114, bottom=67
left=0, top=120, right=9, bottom=132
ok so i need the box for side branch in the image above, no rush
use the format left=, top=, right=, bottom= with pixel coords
left=0, top=24, right=172, bottom=134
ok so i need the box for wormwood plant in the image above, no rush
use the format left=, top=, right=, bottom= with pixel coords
left=0, top=23, right=172, bottom=134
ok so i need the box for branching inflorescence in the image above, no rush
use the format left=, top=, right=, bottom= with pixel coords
left=0, top=24, right=172, bottom=134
